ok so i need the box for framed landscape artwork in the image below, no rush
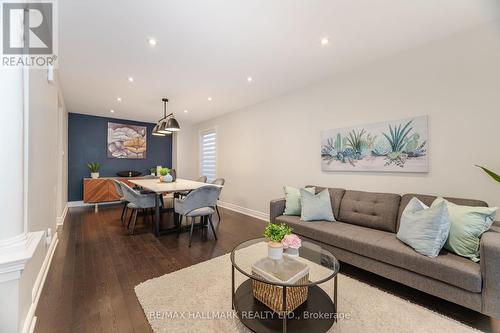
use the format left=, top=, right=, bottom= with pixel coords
left=321, top=116, right=429, bottom=172
left=107, top=122, right=147, bottom=159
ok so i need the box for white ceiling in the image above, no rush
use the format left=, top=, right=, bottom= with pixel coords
left=59, top=0, right=499, bottom=124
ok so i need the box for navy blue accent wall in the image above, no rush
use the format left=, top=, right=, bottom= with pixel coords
left=68, top=113, right=173, bottom=201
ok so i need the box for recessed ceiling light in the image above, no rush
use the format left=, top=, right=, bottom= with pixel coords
left=208, top=97, right=212, bottom=101
left=247, top=76, right=253, bottom=83
left=321, top=37, right=329, bottom=46
left=147, top=38, right=157, bottom=46
left=128, top=76, right=134, bottom=82
left=183, top=109, right=188, bottom=113
left=110, top=109, right=115, bottom=113
left=117, top=97, right=122, bottom=102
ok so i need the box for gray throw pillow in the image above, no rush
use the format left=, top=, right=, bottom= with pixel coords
left=397, top=197, right=450, bottom=258
left=300, top=189, right=335, bottom=222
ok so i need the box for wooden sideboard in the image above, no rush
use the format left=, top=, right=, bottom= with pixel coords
left=83, top=177, right=140, bottom=203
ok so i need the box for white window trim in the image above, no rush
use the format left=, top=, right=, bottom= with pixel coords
left=199, top=126, right=217, bottom=182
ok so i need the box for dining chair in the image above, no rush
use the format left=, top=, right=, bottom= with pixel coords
left=111, top=179, right=128, bottom=225
left=179, top=175, right=208, bottom=198
left=174, top=186, right=221, bottom=247
left=120, top=182, right=159, bottom=235
left=210, top=178, right=225, bottom=222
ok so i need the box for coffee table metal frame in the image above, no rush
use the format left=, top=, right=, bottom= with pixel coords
left=230, top=238, right=339, bottom=333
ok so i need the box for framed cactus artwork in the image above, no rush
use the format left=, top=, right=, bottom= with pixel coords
left=321, top=116, right=429, bottom=172
left=107, top=122, right=147, bottom=159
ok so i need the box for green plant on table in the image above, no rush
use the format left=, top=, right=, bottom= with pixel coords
left=263, top=223, right=293, bottom=243
left=159, top=167, right=170, bottom=176
left=476, top=165, right=500, bottom=183
left=87, top=162, right=101, bottom=173
left=149, top=167, right=156, bottom=175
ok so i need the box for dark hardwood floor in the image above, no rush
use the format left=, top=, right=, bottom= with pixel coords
left=35, top=205, right=499, bottom=333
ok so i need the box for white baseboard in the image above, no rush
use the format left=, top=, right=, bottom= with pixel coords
left=56, top=203, right=68, bottom=228
left=68, top=200, right=120, bottom=208
left=21, top=233, right=59, bottom=333
left=217, top=201, right=269, bottom=221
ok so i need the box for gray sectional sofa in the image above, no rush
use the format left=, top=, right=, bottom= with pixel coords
left=270, top=187, right=500, bottom=318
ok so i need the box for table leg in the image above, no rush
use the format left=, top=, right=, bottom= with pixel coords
left=231, top=265, right=235, bottom=310
left=282, top=286, right=287, bottom=333
left=334, top=275, right=338, bottom=322
left=173, top=192, right=180, bottom=230
left=154, top=194, right=160, bottom=237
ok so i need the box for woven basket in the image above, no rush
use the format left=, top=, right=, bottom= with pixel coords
left=251, top=271, right=309, bottom=314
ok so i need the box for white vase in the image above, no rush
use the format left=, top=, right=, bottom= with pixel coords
left=268, top=242, right=284, bottom=260
left=165, top=173, right=173, bottom=183
left=284, top=247, right=299, bottom=258
left=90, top=172, right=99, bottom=179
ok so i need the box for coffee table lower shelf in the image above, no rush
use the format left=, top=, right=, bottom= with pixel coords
left=234, top=279, right=335, bottom=333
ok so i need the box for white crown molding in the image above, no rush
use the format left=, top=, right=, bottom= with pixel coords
left=217, top=200, right=269, bottom=222
left=0, top=231, right=44, bottom=283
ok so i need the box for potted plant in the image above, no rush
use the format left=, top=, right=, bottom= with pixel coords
left=282, top=234, right=302, bottom=257
left=87, top=162, right=101, bottom=179
left=159, top=167, right=173, bottom=183
left=149, top=167, right=156, bottom=176
left=263, top=223, right=292, bottom=260
left=476, top=165, right=500, bottom=183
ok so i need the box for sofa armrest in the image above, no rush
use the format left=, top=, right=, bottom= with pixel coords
left=270, top=198, right=286, bottom=224
left=480, top=228, right=500, bottom=318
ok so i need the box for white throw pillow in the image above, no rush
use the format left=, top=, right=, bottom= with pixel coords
left=397, top=197, right=450, bottom=257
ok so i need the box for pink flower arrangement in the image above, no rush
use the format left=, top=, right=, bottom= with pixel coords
left=281, top=234, right=302, bottom=249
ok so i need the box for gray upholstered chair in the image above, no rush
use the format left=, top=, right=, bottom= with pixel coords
left=174, top=186, right=221, bottom=247
left=210, top=178, right=225, bottom=222
left=120, top=182, right=159, bottom=234
left=196, top=176, right=207, bottom=183
left=111, top=179, right=128, bottom=225
left=179, top=175, right=208, bottom=197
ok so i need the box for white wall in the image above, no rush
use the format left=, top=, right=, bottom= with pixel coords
left=193, top=22, right=500, bottom=215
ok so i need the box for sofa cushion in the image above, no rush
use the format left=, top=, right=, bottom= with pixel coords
left=338, top=190, right=401, bottom=233
left=307, top=186, right=345, bottom=219
left=276, top=215, right=482, bottom=293
left=397, top=194, right=488, bottom=232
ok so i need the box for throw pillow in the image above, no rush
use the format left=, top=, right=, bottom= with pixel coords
left=283, top=186, right=315, bottom=216
left=300, top=188, right=335, bottom=222
left=397, top=197, right=450, bottom=257
left=432, top=197, right=498, bottom=262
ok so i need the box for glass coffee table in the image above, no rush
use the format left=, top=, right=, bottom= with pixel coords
left=230, top=238, right=340, bottom=333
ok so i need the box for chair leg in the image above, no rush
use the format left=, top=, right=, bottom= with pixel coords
left=127, top=208, right=133, bottom=229
left=216, top=205, right=221, bottom=222
left=129, top=210, right=138, bottom=235
left=120, top=203, right=127, bottom=225
left=177, top=215, right=183, bottom=238
left=188, top=216, right=195, bottom=247
left=208, top=215, right=218, bottom=240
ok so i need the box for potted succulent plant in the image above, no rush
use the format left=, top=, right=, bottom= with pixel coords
left=263, top=223, right=292, bottom=260
left=282, top=234, right=302, bottom=257
left=159, top=167, right=173, bottom=183
left=87, top=162, right=101, bottom=179
left=149, top=167, right=157, bottom=176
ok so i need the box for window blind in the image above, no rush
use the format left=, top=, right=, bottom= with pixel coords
left=200, top=129, right=217, bottom=182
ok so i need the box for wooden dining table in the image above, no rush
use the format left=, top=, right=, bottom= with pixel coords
left=128, top=178, right=222, bottom=237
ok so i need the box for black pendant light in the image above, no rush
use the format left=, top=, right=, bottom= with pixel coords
left=153, top=98, right=181, bottom=136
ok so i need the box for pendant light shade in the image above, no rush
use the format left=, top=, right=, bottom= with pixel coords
left=165, top=117, right=180, bottom=132
left=152, top=123, right=166, bottom=136
left=152, top=97, right=180, bottom=137
left=157, top=121, right=172, bottom=134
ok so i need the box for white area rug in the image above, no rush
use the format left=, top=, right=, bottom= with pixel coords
left=135, top=242, right=480, bottom=333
